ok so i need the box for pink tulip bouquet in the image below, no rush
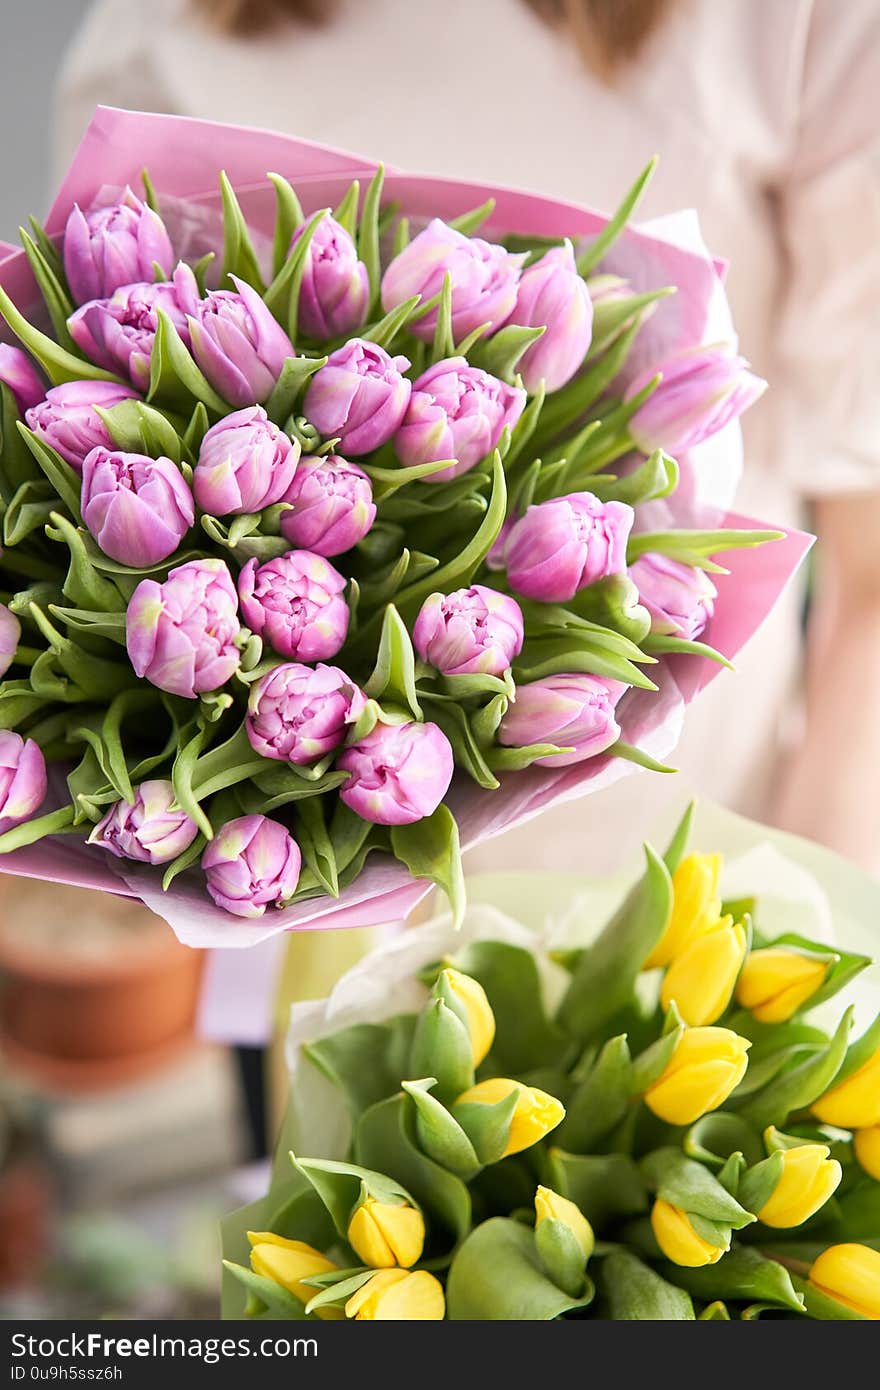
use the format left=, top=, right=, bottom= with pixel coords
left=0, top=109, right=808, bottom=946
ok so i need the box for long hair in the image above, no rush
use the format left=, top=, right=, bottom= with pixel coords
left=193, top=0, right=673, bottom=73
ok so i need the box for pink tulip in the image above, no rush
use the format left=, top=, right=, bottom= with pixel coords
left=509, top=242, right=593, bottom=393
left=381, top=218, right=523, bottom=343
left=291, top=214, right=369, bottom=340
left=238, top=551, right=348, bottom=661
left=187, top=276, right=294, bottom=408
left=246, top=662, right=365, bottom=764
left=499, top=675, right=626, bottom=766
left=0, top=733, right=47, bottom=835
left=25, top=379, right=139, bottom=473
left=81, top=447, right=194, bottom=566
left=88, top=780, right=199, bottom=864
left=193, top=405, right=299, bottom=516
left=202, top=814, right=301, bottom=918
left=63, top=188, right=174, bottom=305
left=278, top=454, right=375, bottom=557
left=0, top=344, right=44, bottom=415
left=625, top=345, right=767, bottom=454
left=68, top=264, right=199, bottom=392
left=629, top=553, right=717, bottom=641
left=303, top=339, right=411, bottom=456
left=504, top=492, right=634, bottom=602
left=338, top=719, right=454, bottom=825
left=0, top=604, right=20, bottom=678
left=126, top=558, right=241, bottom=699
left=413, top=585, right=524, bottom=677
left=394, top=358, right=526, bottom=482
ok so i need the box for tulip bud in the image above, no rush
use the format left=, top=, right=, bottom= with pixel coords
left=641, top=852, right=723, bottom=971
left=453, top=1077, right=565, bottom=1157
left=201, top=814, right=301, bottom=918
left=643, top=1026, right=751, bottom=1126
left=509, top=242, right=593, bottom=392
left=81, top=446, right=194, bottom=567
left=650, top=1198, right=727, bottom=1267
left=498, top=674, right=625, bottom=766
left=126, top=557, right=241, bottom=699
left=338, top=719, right=454, bottom=826
left=0, top=343, right=45, bottom=414
left=735, top=946, right=830, bottom=1023
left=535, top=1186, right=594, bottom=1260
left=246, top=662, right=365, bottom=764
left=193, top=405, right=300, bottom=516
left=753, top=1143, right=842, bottom=1228
left=278, top=454, right=375, bottom=557
left=436, top=967, right=496, bottom=1067
left=68, top=264, right=199, bottom=392
left=237, top=550, right=349, bottom=662
left=0, top=604, right=21, bottom=678
left=393, top=358, right=526, bottom=482
left=380, top=217, right=523, bottom=344
left=345, top=1268, right=446, bottom=1320
left=504, top=493, right=633, bottom=602
left=812, top=1042, right=880, bottom=1130
left=187, top=276, right=295, bottom=408
left=87, top=780, right=199, bottom=865
left=625, top=345, right=767, bottom=455
left=303, top=339, right=412, bottom=456
left=247, top=1232, right=342, bottom=1319
left=291, top=214, right=369, bottom=340
left=63, top=189, right=174, bottom=304
left=809, top=1244, right=880, bottom=1320
left=660, top=915, right=748, bottom=1026
left=413, top=585, right=524, bottom=678
left=25, top=379, right=139, bottom=473
left=347, top=1198, right=425, bottom=1269
left=0, top=732, right=48, bottom=835
left=629, top=553, right=717, bottom=642
left=854, top=1127, right=880, bottom=1182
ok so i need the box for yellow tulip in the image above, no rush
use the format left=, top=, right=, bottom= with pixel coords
left=247, top=1232, right=343, bottom=1319
left=345, top=1268, right=445, bottom=1320
left=347, top=1198, right=425, bottom=1269
left=643, top=1026, right=751, bottom=1125
left=642, top=853, right=723, bottom=970
left=812, top=1046, right=880, bottom=1129
left=442, top=967, right=496, bottom=1066
left=854, top=1126, right=880, bottom=1181
left=455, top=1077, right=565, bottom=1156
left=534, top=1185, right=594, bottom=1259
left=809, top=1243, right=880, bottom=1320
left=660, top=915, right=748, bottom=1026
left=650, top=1199, right=727, bottom=1267
left=756, top=1144, right=842, bottom=1228
left=735, top=947, right=829, bottom=1023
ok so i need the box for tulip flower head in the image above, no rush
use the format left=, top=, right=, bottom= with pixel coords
left=629, top=552, right=717, bottom=642
left=660, top=914, right=748, bottom=1026
left=504, top=492, right=633, bottom=602
left=201, top=814, right=301, bottom=918
left=643, top=1026, right=751, bottom=1126
left=193, top=405, right=299, bottom=516
left=81, top=447, right=194, bottom=567
left=345, top=1268, right=446, bottom=1320
left=63, top=188, right=174, bottom=304
left=247, top=1232, right=342, bottom=1319
left=0, top=732, right=47, bottom=836
left=735, top=946, right=830, bottom=1023
left=303, top=339, right=412, bottom=456
left=437, top=967, right=496, bottom=1067
left=338, top=719, right=454, bottom=826
left=88, top=780, right=199, bottom=865
left=381, top=218, right=524, bottom=343
left=498, top=673, right=625, bottom=766
left=0, top=343, right=45, bottom=415
left=454, top=1078, right=565, bottom=1157
left=812, top=1040, right=880, bottom=1130
left=246, top=662, right=365, bottom=765
left=509, top=241, right=593, bottom=393
left=809, top=1244, right=880, bottom=1320
left=25, top=379, right=139, bottom=473
left=413, top=585, right=524, bottom=678
left=651, top=1198, right=727, bottom=1268
left=534, top=1186, right=594, bottom=1260
left=347, top=1198, right=425, bottom=1269
left=278, top=454, right=375, bottom=557
left=756, top=1142, right=842, bottom=1229
left=854, top=1127, right=880, bottom=1182
left=642, top=852, right=723, bottom=970
left=291, top=214, right=369, bottom=340
left=68, top=263, right=199, bottom=391
left=394, top=357, right=526, bottom=482
left=188, top=276, right=295, bottom=407
left=126, top=557, right=241, bottom=699
left=238, top=551, right=349, bottom=662
left=0, top=604, right=20, bottom=679
left=625, top=344, right=767, bottom=455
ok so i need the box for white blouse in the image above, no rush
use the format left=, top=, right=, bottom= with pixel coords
left=53, top=0, right=880, bottom=873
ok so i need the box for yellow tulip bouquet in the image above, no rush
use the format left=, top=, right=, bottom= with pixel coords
left=221, top=803, right=880, bottom=1320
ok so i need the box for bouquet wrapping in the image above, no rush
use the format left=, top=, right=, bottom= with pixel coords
left=0, top=107, right=810, bottom=957
left=221, top=800, right=880, bottom=1320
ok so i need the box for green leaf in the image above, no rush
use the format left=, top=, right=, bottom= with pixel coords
left=97, top=398, right=185, bottom=463
left=355, top=1093, right=472, bottom=1243
left=627, top=528, right=784, bottom=572
left=45, top=513, right=125, bottom=611
left=302, top=1015, right=417, bottom=1121
left=452, top=1087, right=521, bottom=1165
left=641, top=1149, right=755, bottom=1227
left=513, top=634, right=658, bottom=690
left=684, top=1113, right=764, bottom=1169
left=390, top=804, right=465, bottom=930
left=0, top=804, right=76, bottom=853
left=558, top=844, right=672, bottom=1040
left=268, top=172, right=305, bottom=277
left=364, top=604, right=422, bottom=718
left=0, top=382, right=41, bottom=501
left=554, top=1035, right=632, bottom=1151
left=446, top=1218, right=593, bottom=1320
left=222, top=1261, right=312, bottom=1321
left=17, top=425, right=82, bottom=522
left=409, top=996, right=474, bottom=1104
left=667, top=1246, right=805, bottom=1313
left=738, top=1006, right=854, bottom=1131
left=545, top=1150, right=648, bottom=1227
left=357, top=164, right=385, bottom=316
left=738, top=1152, right=786, bottom=1216
left=473, top=323, right=545, bottom=384
left=600, top=1249, right=695, bottom=1320
left=2, top=478, right=56, bottom=546
left=295, top=795, right=338, bottom=898
left=448, top=198, right=496, bottom=235
left=219, top=170, right=266, bottom=291
left=292, top=1155, right=415, bottom=1238
left=19, top=227, right=75, bottom=349
left=590, top=448, right=678, bottom=507
left=833, top=1010, right=880, bottom=1087
left=663, top=801, right=695, bottom=876
left=401, top=1079, right=480, bottom=1177
left=576, top=156, right=657, bottom=275
left=610, top=741, right=678, bottom=775
left=361, top=294, right=424, bottom=350
left=430, top=272, right=455, bottom=363
left=148, top=309, right=228, bottom=414
left=0, top=284, right=121, bottom=385
left=451, top=939, right=569, bottom=1073
left=643, top=632, right=735, bottom=670
left=535, top=1218, right=589, bottom=1298
left=587, top=285, right=676, bottom=360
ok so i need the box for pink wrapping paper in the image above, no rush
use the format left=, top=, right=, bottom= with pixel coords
left=0, top=109, right=812, bottom=1039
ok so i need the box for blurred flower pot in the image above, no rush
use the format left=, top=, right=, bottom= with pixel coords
left=0, top=878, right=205, bottom=1092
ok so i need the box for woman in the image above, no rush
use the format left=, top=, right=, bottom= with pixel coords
left=55, top=0, right=880, bottom=873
